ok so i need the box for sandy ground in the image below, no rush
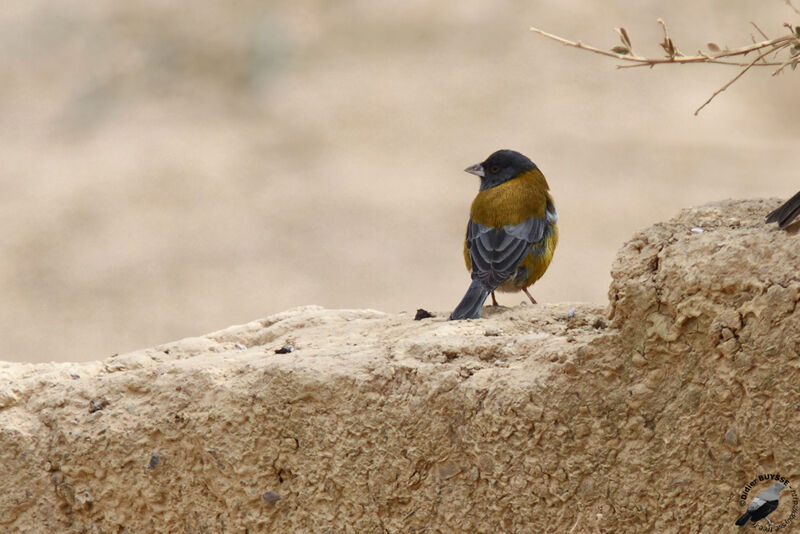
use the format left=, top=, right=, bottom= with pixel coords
left=1, top=0, right=798, bottom=362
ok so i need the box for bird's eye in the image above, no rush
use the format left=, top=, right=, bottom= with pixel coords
left=490, top=165, right=500, bottom=173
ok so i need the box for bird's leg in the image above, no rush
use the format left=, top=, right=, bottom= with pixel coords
left=491, top=291, right=498, bottom=306
left=765, top=518, right=773, bottom=527
left=522, top=287, right=537, bottom=304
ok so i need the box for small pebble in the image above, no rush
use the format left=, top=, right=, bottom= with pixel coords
left=690, top=227, right=704, bottom=234
left=414, top=309, right=434, bottom=320
left=89, top=398, right=109, bottom=414
left=262, top=491, right=281, bottom=504
left=275, top=345, right=295, bottom=354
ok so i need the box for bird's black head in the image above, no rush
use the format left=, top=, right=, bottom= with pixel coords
left=465, top=149, right=538, bottom=191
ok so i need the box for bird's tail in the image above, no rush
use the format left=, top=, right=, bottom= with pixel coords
left=766, top=190, right=800, bottom=228
left=449, top=279, right=490, bottom=320
left=735, top=511, right=751, bottom=526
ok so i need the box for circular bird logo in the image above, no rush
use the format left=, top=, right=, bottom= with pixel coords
left=735, top=475, right=798, bottom=531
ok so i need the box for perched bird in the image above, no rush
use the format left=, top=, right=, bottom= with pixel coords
left=766, top=191, right=800, bottom=229
left=449, top=149, right=558, bottom=320
left=735, top=482, right=786, bottom=527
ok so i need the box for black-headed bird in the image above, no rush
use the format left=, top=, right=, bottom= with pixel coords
left=735, top=482, right=786, bottom=527
left=449, top=149, right=558, bottom=320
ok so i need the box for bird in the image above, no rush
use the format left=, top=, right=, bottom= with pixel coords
left=766, top=191, right=800, bottom=229
left=735, top=481, right=786, bottom=527
left=449, top=149, right=558, bottom=320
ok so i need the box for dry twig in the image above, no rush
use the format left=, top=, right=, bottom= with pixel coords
left=530, top=18, right=800, bottom=114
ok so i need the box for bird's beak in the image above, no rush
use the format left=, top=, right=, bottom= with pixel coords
left=464, top=163, right=485, bottom=177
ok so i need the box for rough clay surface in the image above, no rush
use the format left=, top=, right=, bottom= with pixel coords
left=1, top=199, right=799, bottom=533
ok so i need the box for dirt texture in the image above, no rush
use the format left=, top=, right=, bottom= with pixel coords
left=1, top=199, right=799, bottom=533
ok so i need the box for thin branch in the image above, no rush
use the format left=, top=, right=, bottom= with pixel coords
left=771, top=49, right=800, bottom=76
left=529, top=21, right=799, bottom=114
left=615, top=57, right=783, bottom=68
left=528, top=27, right=639, bottom=61
left=529, top=26, right=794, bottom=67
left=693, top=44, right=787, bottom=115
left=751, top=21, right=770, bottom=41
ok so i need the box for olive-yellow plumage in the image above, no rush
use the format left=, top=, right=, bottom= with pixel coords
left=464, top=168, right=558, bottom=291
left=469, top=168, right=550, bottom=226
left=449, top=150, right=558, bottom=320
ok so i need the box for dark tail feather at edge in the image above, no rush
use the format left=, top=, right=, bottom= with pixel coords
left=735, top=511, right=751, bottom=526
left=766, top=190, right=800, bottom=229
left=449, top=279, right=490, bottom=320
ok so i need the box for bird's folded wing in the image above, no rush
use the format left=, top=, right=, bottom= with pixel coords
left=467, top=216, right=548, bottom=289
left=747, top=496, right=766, bottom=512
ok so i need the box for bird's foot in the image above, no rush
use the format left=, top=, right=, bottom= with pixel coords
left=522, top=287, right=537, bottom=304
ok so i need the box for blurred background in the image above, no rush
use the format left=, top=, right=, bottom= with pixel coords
left=1, top=0, right=797, bottom=362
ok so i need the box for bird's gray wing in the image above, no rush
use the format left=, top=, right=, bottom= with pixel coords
left=467, top=216, right=548, bottom=290
left=747, top=496, right=766, bottom=512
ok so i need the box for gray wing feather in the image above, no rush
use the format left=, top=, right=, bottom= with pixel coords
left=504, top=217, right=548, bottom=242
left=748, top=497, right=766, bottom=512
left=467, top=216, right=549, bottom=290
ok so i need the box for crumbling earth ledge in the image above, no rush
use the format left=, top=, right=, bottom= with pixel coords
left=1, top=199, right=798, bottom=533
